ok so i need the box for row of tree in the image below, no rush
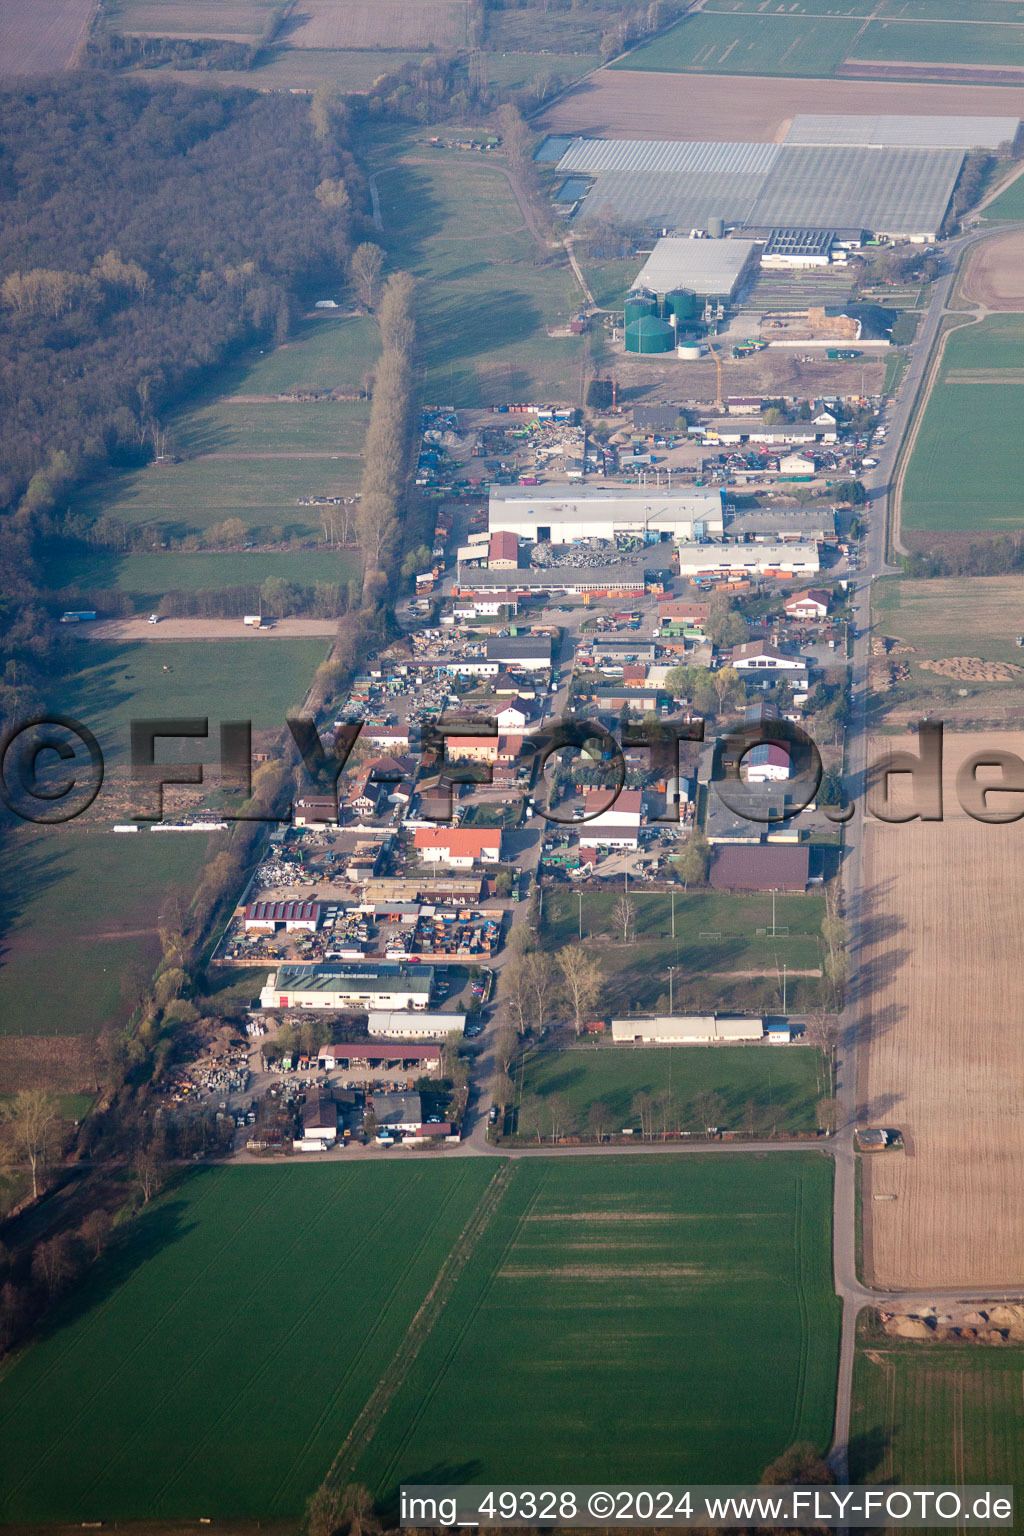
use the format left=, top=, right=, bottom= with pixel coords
left=355, top=266, right=418, bottom=599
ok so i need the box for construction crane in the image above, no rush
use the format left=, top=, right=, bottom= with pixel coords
left=704, top=334, right=724, bottom=411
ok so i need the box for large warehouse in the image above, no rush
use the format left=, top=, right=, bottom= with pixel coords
left=488, top=484, right=724, bottom=544
left=630, top=236, right=760, bottom=302
left=259, top=962, right=435, bottom=1010
left=548, top=113, right=1021, bottom=242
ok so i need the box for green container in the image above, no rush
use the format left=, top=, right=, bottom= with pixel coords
left=663, top=288, right=699, bottom=323
left=624, top=290, right=657, bottom=326
left=624, top=314, right=675, bottom=354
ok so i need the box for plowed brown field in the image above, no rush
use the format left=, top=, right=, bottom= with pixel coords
left=537, top=69, right=1024, bottom=143
left=961, top=230, right=1024, bottom=312
left=861, top=732, right=1024, bottom=1289
left=0, top=0, right=95, bottom=72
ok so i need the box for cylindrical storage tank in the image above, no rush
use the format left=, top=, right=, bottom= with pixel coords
left=624, top=290, right=657, bottom=326
left=707, top=215, right=725, bottom=239
left=625, top=315, right=675, bottom=354
left=676, top=342, right=702, bottom=360
left=663, top=288, right=699, bottom=324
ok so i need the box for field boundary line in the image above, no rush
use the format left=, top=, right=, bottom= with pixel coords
left=319, top=1160, right=514, bottom=1490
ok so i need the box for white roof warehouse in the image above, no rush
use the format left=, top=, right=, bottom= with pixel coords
left=489, top=484, right=724, bottom=545
left=260, top=963, right=436, bottom=1011
left=611, top=1015, right=765, bottom=1043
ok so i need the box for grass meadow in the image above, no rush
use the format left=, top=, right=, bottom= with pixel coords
left=51, top=636, right=328, bottom=764
left=540, top=888, right=825, bottom=1013
left=43, top=547, right=360, bottom=605
left=0, top=827, right=210, bottom=1036
left=355, top=1155, right=839, bottom=1504
left=512, top=1044, right=823, bottom=1139
left=850, top=1328, right=1024, bottom=1489
left=873, top=575, right=1024, bottom=668
left=375, top=148, right=585, bottom=405
left=902, top=316, right=1024, bottom=533
left=106, top=0, right=280, bottom=40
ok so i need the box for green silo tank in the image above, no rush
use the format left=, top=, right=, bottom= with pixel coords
left=624, top=314, right=675, bottom=354
left=663, top=288, right=699, bottom=323
left=624, top=290, right=657, bottom=326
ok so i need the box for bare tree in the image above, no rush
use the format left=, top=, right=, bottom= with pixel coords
left=653, top=1086, right=677, bottom=1140
left=632, top=1090, right=653, bottom=1141
left=350, top=242, right=385, bottom=311
left=494, top=1024, right=520, bottom=1076
left=804, top=1009, right=840, bottom=1096
left=525, top=951, right=557, bottom=1034
left=546, top=1092, right=572, bottom=1143
left=815, top=1097, right=839, bottom=1136
left=306, top=1486, right=344, bottom=1536
left=0, top=1090, right=60, bottom=1201
left=132, top=1147, right=165, bottom=1205
left=78, top=1209, right=113, bottom=1262
left=587, top=1100, right=613, bottom=1142
left=31, top=1233, right=80, bottom=1299
left=613, top=892, right=635, bottom=943
left=502, top=951, right=531, bottom=1035
left=692, top=1089, right=725, bottom=1139
left=556, top=945, right=603, bottom=1035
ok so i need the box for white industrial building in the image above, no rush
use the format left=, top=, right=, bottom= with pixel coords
left=488, top=484, right=724, bottom=545
left=367, top=1010, right=464, bottom=1041
left=611, top=1015, right=765, bottom=1043
left=260, top=963, right=435, bottom=1011
left=630, top=236, right=761, bottom=300
left=675, top=542, right=820, bottom=578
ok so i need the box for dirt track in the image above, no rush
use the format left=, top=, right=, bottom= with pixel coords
left=861, top=732, right=1024, bottom=1289
left=537, top=70, right=1024, bottom=142
left=961, top=230, right=1024, bottom=311
left=81, top=618, right=339, bottom=642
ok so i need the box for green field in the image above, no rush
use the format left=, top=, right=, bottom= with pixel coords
left=981, top=173, right=1024, bottom=221
left=50, top=637, right=328, bottom=764
left=42, top=547, right=360, bottom=605
left=105, top=0, right=281, bottom=40
left=512, top=1044, right=823, bottom=1139
left=902, top=315, right=1024, bottom=533
left=850, top=1327, right=1024, bottom=1489
left=376, top=147, right=585, bottom=404
left=852, top=18, right=1024, bottom=66
left=0, top=1157, right=839, bottom=1520
left=0, top=1162, right=499, bottom=1521
left=877, top=0, right=1024, bottom=18
left=355, top=1155, right=839, bottom=1503
left=541, top=888, right=825, bottom=1012
left=0, top=828, right=210, bottom=1036
left=615, top=10, right=864, bottom=76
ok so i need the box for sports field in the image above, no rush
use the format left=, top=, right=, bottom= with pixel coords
left=43, top=548, right=360, bottom=606
left=512, top=1044, right=823, bottom=1139
left=53, top=636, right=327, bottom=765
left=616, top=11, right=862, bottom=77
left=376, top=148, right=584, bottom=405
left=0, top=827, right=209, bottom=1036
left=901, top=315, right=1024, bottom=533
left=0, top=1157, right=838, bottom=1519
left=541, top=888, right=825, bottom=1012
left=850, top=1332, right=1024, bottom=1488
left=354, top=1155, right=839, bottom=1502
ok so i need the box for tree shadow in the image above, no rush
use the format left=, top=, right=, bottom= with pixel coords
left=847, top=1424, right=894, bottom=1483
left=376, top=1461, right=483, bottom=1527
